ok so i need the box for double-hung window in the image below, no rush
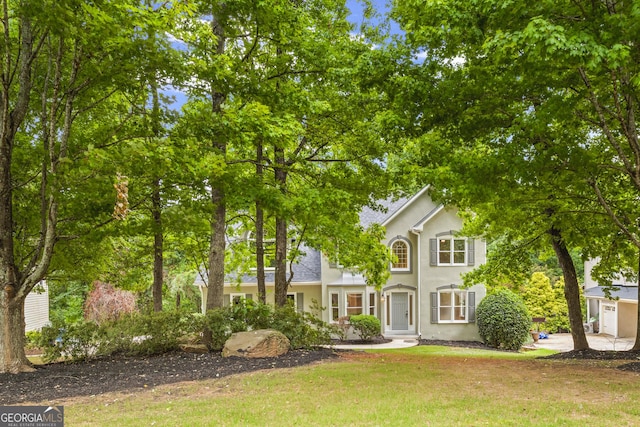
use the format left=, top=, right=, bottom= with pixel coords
left=346, top=293, right=364, bottom=316
left=438, top=237, right=466, bottom=265
left=431, top=287, right=475, bottom=324
left=430, top=234, right=474, bottom=266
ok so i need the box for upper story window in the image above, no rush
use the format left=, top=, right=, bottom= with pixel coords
left=430, top=234, right=475, bottom=267
left=390, top=239, right=410, bottom=271
left=438, top=237, right=466, bottom=265
left=247, top=231, right=276, bottom=271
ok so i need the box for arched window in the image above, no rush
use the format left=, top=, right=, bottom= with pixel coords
left=391, top=239, right=410, bottom=271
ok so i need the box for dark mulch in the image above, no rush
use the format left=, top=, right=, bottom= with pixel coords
left=542, top=349, right=640, bottom=373
left=0, top=348, right=338, bottom=405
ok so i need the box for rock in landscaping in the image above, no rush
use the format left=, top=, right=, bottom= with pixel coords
left=179, top=343, right=209, bottom=354
left=222, top=329, right=290, bottom=358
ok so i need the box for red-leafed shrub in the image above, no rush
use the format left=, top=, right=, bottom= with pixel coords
left=84, top=281, right=137, bottom=324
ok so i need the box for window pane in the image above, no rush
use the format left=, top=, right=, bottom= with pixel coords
left=440, top=307, right=452, bottom=321
left=454, top=291, right=467, bottom=320
left=369, top=293, right=376, bottom=315
left=454, top=292, right=466, bottom=306
left=439, top=292, right=452, bottom=307
left=453, top=239, right=466, bottom=251
left=453, top=251, right=465, bottom=264
left=331, top=293, right=339, bottom=306
left=439, top=239, right=451, bottom=251
left=439, top=252, right=451, bottom=264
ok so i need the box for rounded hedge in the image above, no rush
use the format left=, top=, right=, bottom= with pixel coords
left=349, top=314, right=381, bottom=341
left=476, top=288, right=530, bottom=351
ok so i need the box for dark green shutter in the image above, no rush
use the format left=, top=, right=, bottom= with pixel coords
left=297, top=292, right=304, bottom=312
left=430, top=239, right=437, bottom=266
left=430, top=292, right=437, bottom=323
left=468, top=292, right=476, bottom=323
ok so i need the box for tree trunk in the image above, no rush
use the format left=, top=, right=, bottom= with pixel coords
left=0, top=10, right=41, bottom=373
left=274, top=145, right=288, bottom=307
left=0, top=295, right=33, bottom=373
left=549, top=226, right=590, bottom=350
left=204, top=10, right=227, bottom=313
left=632, top=251, right=640, bottom=351
left=255, top=142, right=266, bottom=303
left=152, top=178, right=163, bottom=312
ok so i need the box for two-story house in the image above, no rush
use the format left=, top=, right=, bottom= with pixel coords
left=196, top=186, right=486, bottom=341
left=321, top=186, right=486, bottom=340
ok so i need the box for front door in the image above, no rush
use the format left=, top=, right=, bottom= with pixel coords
left=391, top=292, right=409, bottom=330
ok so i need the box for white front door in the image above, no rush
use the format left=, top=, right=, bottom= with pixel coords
left=602, top=303, right=616, bottom=336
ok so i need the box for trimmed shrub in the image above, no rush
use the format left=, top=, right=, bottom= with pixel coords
left=349, top=314, right=381, bottom=341
left=270, top=304, right=332, bottom=349
left=476, top=288, right=530, bottom=350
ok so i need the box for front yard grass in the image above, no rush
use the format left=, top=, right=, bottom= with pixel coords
left=62, top=346, right=640, bottom=426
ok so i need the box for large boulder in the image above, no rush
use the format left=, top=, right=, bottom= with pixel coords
left=222, top=329, right=290, bottom=358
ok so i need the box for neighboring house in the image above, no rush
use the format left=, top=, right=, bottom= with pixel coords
left=195, top=186, right=487, bottom=341
left=584, top=259, right=638, bottom=338
left=25, top=281, right=50, bottom=332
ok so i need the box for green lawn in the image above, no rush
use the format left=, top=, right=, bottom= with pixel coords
left=61, top=346, right=640, bottom=426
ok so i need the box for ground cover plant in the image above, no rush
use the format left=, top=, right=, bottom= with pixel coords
left=5, top=345, right=640, bottom=426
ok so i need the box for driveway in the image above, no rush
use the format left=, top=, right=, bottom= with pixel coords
left=532, top=333, right=635, bottom=352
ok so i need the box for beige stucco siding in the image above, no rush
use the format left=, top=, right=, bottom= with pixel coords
left=200, top=283, right=322, bottom=314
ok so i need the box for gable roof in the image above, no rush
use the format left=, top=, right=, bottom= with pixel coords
left=194, top=245, right=321, bottom=287
left=359, top=186, right=431, bottom=228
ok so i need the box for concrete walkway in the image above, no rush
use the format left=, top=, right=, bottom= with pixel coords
left=332, top=337, right=420, bottom=350
left=530, top=333, right=635, bottom=352
left=331, top=333, right=636, bottom=352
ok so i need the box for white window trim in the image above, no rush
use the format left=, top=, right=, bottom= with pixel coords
left=390, top=239, right=410, bottom=272
left=330, top=291, right=340, bottom=322
left=345, top=292, right=365, bottom=317
left=246, top=231, right=284, bottom=272
left=368, top=292, right=377, bottom=316
left=437, top=237, right=467, bottom=266
left=230, top=293, right=246, bottom=305
left=286, top=293, right=297, bottom=307
left=437, top=289, right=469, bottom=323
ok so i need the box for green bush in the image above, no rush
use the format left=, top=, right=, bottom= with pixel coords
left=38, top=320, right=105, bottom=362
left=37, top=299, right=334, bottom=361
left=271, top=304, right=332, bottom=349
left=349, top=314, right=381, bottom=341
left=476, top=288, right=530, bottom=351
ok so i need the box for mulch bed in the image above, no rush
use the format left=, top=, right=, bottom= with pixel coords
left=542, top=349, right=640, bottom=372
left=4, top=340, right=640, bottom=405
left=0, top=348, right=338, bottom=405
